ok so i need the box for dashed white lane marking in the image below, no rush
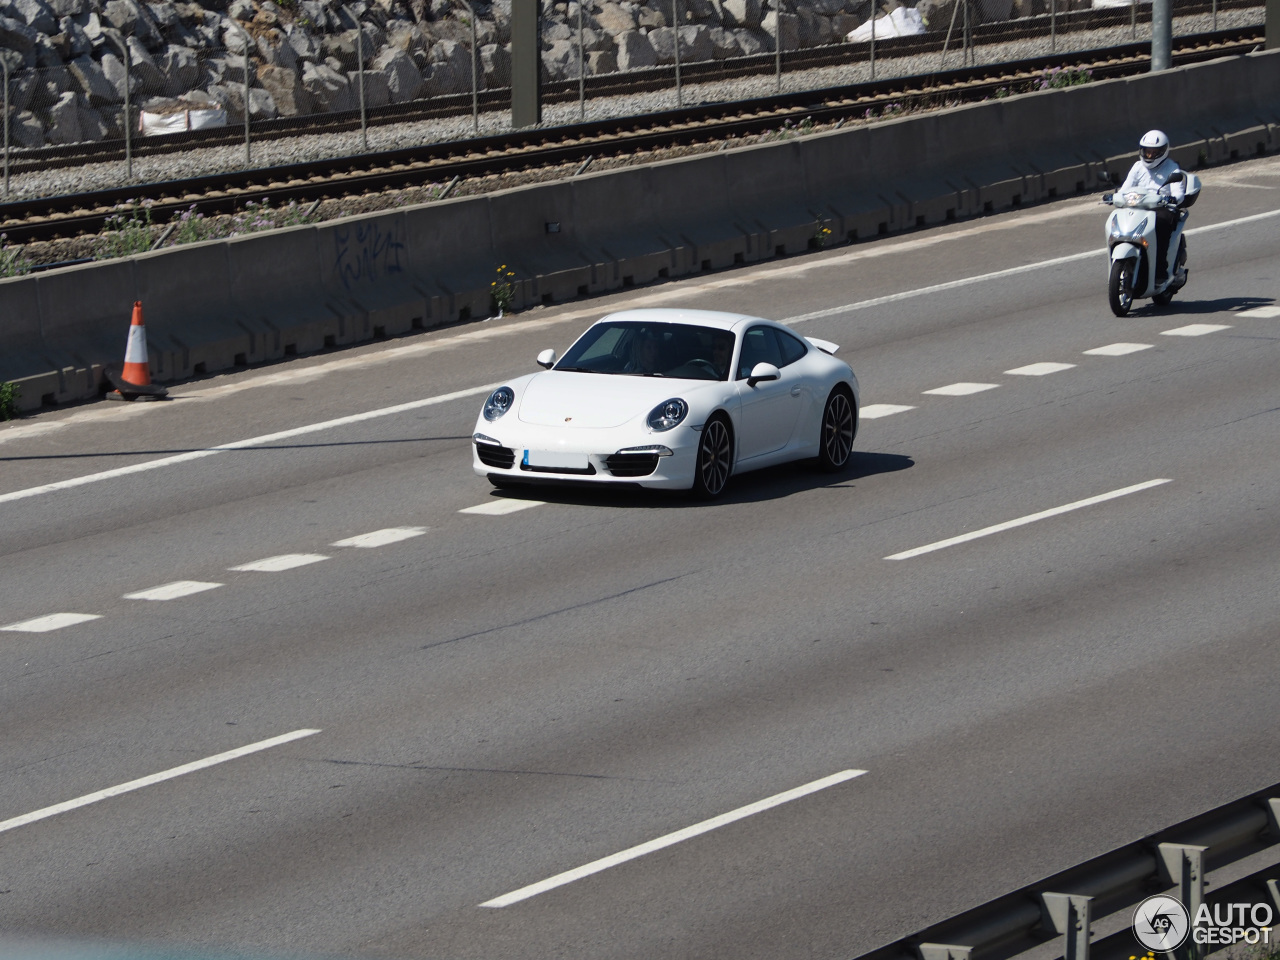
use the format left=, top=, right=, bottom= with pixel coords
left=331, top=527, right=428, bottom=548
left=1239, top=305, right=1280, bottom=318
left=123, top=581, right=223, bottom=601
left=1161, top=324, right=1232, bottom=337
left=861, top=404, right=916, bottom=419
left=0, top=383, right=504, bottom=506
left=885, top=478, right=1172, bottom=560
left=460, top=499, right=545, bottom=516
left=480, top=768, right=868, bottom=908
left=1005, top=362, right=1076, bottom=376
left=1084, top=343, right=1154, bottom=356
left=228, top=554, right=330, bottom=572
left=1, top=612, right=102, bottom=633
left=923, top=382, right=1000, bottom=396
left=0, top=729, right=320, bottom=836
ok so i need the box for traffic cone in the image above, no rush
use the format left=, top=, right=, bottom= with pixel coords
left=106, top=301, right=168, bottom=401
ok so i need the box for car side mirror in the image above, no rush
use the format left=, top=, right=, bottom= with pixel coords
left=536, top=348, right=557, bottom=369
left=747, top=362, right=781, bottom=386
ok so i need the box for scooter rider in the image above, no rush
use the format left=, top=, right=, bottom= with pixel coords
left=1118, top=130, right=1185, bottom=284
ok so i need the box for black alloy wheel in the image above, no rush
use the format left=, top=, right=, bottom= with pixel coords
left=692, top=415, right=732, bottom=499
left=818, top=387, right=856, bottom=471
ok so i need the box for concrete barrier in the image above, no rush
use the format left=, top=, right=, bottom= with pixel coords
left=2, top=49, right=1278, bottom=412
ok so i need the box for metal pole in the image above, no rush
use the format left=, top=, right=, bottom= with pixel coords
left=1131, top=0, right=1137, bottom=39
left=1270, top=0, right=1280, bottom=48
left=123, top=42, right=132, bottom=180
left=937, top=0, right=962, bottom=72
left=1050, top=0, right=1056, bottom=53
left=1212, top=0, right=1217, bottom=31
left=229, top=20, right=252, bottom=165
left=1151, top=0, right=1171, bottom=69
left=459, top=0, right=478, bottom=134
left=774, top=0, right=782, bottom=90
left=342, top=6, right=367, bottom=151
left=673, top=0, right=682, bottom=106
left=3, top=58, right=9, bottom=200
left=869, top=0, right=875, bottom=80
left=963, top=0, right=970, bottom=64
left=577, top=0, right=585, bottom=121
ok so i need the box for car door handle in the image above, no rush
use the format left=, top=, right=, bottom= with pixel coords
left=790, top=385, right=802, bottom=397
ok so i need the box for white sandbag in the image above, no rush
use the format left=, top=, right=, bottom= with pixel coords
left=140, top=105, right=228, bottom=136
left=845, top=6, right=925, bottom=41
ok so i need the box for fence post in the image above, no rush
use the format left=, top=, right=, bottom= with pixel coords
left=1050, top=0, right=1056, bottom=53
left=228, top=19, right=252, bottom=164
left=869, top=0, right=875, bottom=80
left=577, top=0, right=585, bottom=120
left=1151, top=0, right=1171, bottom=69
left=2, top=57, right=9, bottom=200
left=1040, top=893, right=1093, bottom=960
left=341, top=6, right=368, bottom=151
left=1157, top=843, right=1206, bottom=960
left=458, top=0, right=480, bottom=134
left=775, top=0, right=782, bottom=89
left=123, top=42, right=132, bottom=180
left=510, top=0, right=541, bottom=128
left=673, top=0, right=682, bottom=106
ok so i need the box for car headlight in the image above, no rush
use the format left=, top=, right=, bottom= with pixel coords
left=647, top=398, right=688, bottom=432
left=483, top=386, right=515, bottom=421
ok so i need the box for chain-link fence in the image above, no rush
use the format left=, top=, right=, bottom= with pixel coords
left=0, top=0, right=1266, bottom=200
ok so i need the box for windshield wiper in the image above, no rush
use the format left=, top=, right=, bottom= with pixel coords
left=554, top=366, right=598, bottom=373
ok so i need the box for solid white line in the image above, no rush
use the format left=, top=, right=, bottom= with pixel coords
left=228, top=553, right=329, bottom=572
left=331, top=527, right=428, bottom=548
left=1161, top=324, right=1231, bottom=337
left=923, top=382, right=1000, bottom=396
left=480, top=769, right=867, bottom=908
left=885, top=478, right=1172, bottom=560
left=1084, top=343, right=1153, bottom=356
left=1005, top=362, right=1076, bottom=376
left=460, top=499, right=544, bottom=516
left=0, top=729, right=320, bottom=835
left=861, top=404, right=916, bottom=419
left=0, top=383, right=503, bottom=507
left=123, top=581, right=223, bottom=601
left=1, top=612, right=102, bottom=633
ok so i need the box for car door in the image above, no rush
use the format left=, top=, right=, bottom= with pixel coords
left=734, top=325, right=805, bottom=461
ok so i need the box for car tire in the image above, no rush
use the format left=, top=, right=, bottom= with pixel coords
left=691, top=414, right=733, bottom=500
left=817, top=386, right=857, bottom=472
left=1108, top=260, right=1134, bottom=317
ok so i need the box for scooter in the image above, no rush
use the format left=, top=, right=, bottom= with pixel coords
left=1102, top=170, right=1201, bottom=317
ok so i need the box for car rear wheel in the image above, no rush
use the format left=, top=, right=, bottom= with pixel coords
left=692, top=415, right=732, bottom=499
left=818, top=387, right=856, bottom=471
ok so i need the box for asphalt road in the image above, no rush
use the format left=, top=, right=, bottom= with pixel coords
left=2, top=153, right=1278, bottom=960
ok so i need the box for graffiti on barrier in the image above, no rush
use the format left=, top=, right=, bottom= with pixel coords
left=333, top=221, right=406, bottom=290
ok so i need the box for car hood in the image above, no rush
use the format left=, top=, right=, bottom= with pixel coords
left=518, top=371, right=701, bottom=428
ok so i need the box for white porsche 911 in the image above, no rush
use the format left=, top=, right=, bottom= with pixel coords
left=471, top=308, right=859, bottom=498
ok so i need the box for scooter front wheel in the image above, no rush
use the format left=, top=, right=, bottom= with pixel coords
left=1108, top=259, right=1135, bottom=317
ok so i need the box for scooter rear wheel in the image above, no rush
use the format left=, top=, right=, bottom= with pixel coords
left=1108, top=260, right=1134, bottom=317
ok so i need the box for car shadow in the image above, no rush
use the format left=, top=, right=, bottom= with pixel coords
left=485, top=450, right=915, bottom=509
left=1125, top=295, right=1274, bottom=317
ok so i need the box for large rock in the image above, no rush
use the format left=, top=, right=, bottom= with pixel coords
left=594, top=1, right=636, bottom=34
left=636, top=4, right=666, bottom=28
left=648, top=23, right=713, bottom=62
left=257, top=29, right=299, bottom=69
left=99, top=49, right=135, bottom=99
left=542, top=37, right=582, bottom=81
left=146, top=1, right=179, bottom=30
left=48, top=0, right=87, bottom=15
left=45, top=89, right=82, bottom=142
left=103, top=0, right=162, bottom=47
left=976, top=0, right=1014, bottom=20
left=10, top=110, right=44, bottom=148
left=706, top=25, right=743, bottom=57
left=59, top=14, right=92, bottom=56
left=257, top=61, right=315, bottom=113
left=301, top=58, right=354, bottom=111
left=372, top=46, right=424, bottom=102
left=126, top=35, right=167, bottom=93
left=479, top=42, right=509, bottom=89
left=587, top=48, right=617, bottom=73
left=284, top=21, right=323, bottom=62
left=69, top=54, right=121, bottom=104
left=614, top=28, right=657, bottom=69
left=348, top=68, right=390, bottom=108
left=796, top=7, right=834, bottom=44
left=761, top=10, right=798, bottom=49
left=158, top=42, right=201, bottom=93
left=211, top=81, right=278, bottom=120
left=541, top=19, right=571, bottom=43
left=0, top=15, right=39, bottom=60
left=4, top=0, right=57, bottom=34
left=424, top=38, right=469, bottom=93
left=720, top=0, right=761, bottom=28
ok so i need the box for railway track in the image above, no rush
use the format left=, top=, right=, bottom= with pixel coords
left=0, top=25, right=1262, bottom=246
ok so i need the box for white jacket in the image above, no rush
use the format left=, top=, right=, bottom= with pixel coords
left=1119, top=156, right=1186, bottom=202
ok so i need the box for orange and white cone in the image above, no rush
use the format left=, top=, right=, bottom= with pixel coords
left=106, top=301, right=167, bottom=401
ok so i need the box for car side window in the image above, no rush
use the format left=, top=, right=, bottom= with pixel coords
left=774, top=329, right=809, bottom=367
left=737, top=326, right=785, bottom=380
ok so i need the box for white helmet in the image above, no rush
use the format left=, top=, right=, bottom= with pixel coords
left=1139, top=129, right=1170, bottom=169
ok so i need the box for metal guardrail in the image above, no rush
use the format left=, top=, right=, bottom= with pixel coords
left=853, top=783, right=1280, bottom=960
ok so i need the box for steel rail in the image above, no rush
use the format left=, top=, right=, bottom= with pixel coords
left=0, top=0, right=1259, bottom=176
left=0, top=28, right=1261, bottom=246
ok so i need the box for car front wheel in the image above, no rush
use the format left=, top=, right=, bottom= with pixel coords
left=692, top=415, right=732, bottom=499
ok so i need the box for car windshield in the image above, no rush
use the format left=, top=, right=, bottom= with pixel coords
left=555, top=321, right=734, bottom=381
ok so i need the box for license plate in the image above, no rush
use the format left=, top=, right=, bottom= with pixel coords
left=524, top=449, right=590, bottom=470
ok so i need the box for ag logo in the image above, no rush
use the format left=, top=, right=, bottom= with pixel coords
left=1133, top=895, right=1190, bottom=951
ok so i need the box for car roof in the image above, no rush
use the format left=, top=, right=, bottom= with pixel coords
left=594, top=308, right=766, bottom=334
